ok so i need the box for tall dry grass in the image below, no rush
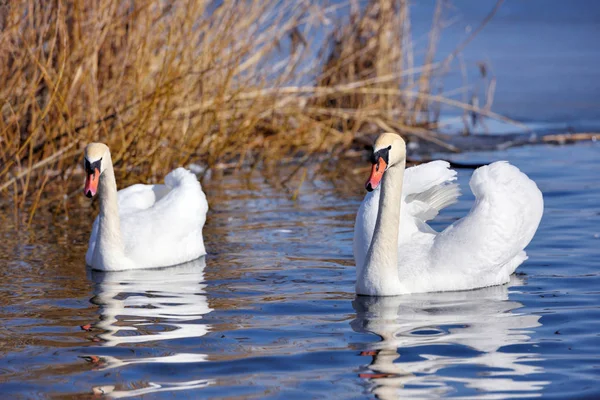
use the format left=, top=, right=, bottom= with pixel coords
left=0, top=0, right=510, bottom=217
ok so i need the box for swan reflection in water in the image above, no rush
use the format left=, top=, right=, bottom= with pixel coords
left=352, top=276, right=549, bottom=399
left=84, top=257, right=213, bottom=398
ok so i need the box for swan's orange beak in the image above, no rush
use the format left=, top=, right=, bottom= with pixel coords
left=365, top=158, right=387, bottom=192
left=84, top=169, right=100, bottom=198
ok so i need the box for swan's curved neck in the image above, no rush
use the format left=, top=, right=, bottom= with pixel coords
left=93, top=156, right=125, bottom=267
left=359, top=160, right=405, bottom=295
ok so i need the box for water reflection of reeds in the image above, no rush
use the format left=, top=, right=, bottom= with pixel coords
left=2, top=0, right=519, bottom=219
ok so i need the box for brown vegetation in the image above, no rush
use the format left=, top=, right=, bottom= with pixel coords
left=0, top=0, right=512, bottom=216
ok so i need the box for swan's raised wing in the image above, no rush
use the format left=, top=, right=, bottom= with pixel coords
left=403, top=161, right=460, bottom=223
left=430, top=161, right=543, bottom=288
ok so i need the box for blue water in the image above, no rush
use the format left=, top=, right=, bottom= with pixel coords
left=1, top=142, right=599, bottom=398
left=410, top=0, right=600, bottom=125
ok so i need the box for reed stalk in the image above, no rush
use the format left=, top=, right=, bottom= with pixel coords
left=0, top=0, right=511, bottom=215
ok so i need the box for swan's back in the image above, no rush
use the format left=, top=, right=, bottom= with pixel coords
left=121, top=168, right=207, bottom=268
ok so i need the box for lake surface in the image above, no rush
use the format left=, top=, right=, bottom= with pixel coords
left=1, top=142, right=599, bottom=398
left=411, top=0, right=600, bottom=126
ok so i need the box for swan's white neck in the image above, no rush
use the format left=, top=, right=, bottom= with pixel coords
left=357, top=160, right=405, bottom=295
left=93, top=156, right=127, bottom=269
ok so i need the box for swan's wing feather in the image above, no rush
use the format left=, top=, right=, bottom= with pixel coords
left=154, top=168, right=208, bottom=235
left=119, top=168, right=208, bottom=264
left=404, top=161, right=460, bottom=222
left=116, top=183, right=165, bottom=214
left=116, top=169, right=195, bottom=215
left=405, top=182, right=461, bottom=222
left=404, top=160, right=457, bottom=196
left=431, top=161, right=543, bottom=280
left=120, top=168, right=207, bottom=237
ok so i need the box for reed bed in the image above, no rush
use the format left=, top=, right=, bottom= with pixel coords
left=0, top=0, right=509, bottom=216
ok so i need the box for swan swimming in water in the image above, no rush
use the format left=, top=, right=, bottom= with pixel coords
left=83, top=143, right=208, bottom=271
left=353, top=132, right=543, bottom=296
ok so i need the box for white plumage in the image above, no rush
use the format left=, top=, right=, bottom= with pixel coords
left=84, top=143, right=208, bottom=271
left=354, top=133, right=543, bottom=295
left=86, top=168, right=207, bottom=270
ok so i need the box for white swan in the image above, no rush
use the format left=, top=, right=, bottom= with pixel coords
left=354, top=132, right=543, bottom=296
left=83, top=143, right=208, bottom=271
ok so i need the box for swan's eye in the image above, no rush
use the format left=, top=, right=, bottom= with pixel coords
left=85, top=158, right=102, bottom=174
left=371, top=146, right=391, bottom=167
left=369, top=152, right=378, bottom=164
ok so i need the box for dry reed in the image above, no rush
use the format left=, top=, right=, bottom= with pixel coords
left=0, top=0, right=510, bottom=216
